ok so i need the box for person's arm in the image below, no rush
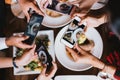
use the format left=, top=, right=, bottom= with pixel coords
left=0, top=45, right=37, bottom=68
left=90, top=56, right=116, bottom=75
left=0, top=57, right=17, bottom=68
left=5, top=35, right=33, bottom=49
left=0, top=35, right=33, bottom=50
left=18, top=0, right=52, bottom=22
left=66, top=44, right=117, bottom=78
left=0, top=38, right=8, bottom=50
left=73, top=13, right=108, bottom=27
left=68, top=0, right=100, bottom=17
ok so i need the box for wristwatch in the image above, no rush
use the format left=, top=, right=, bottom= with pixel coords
left=12, top=57, right=18, bottom=68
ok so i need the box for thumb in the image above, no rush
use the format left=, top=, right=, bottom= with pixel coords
left=48, top=0, right=52, bottom=5
left=75, top=44, right=85, bottom=54
left=29, top=45, right=36, bottom=53
left=20, top=35, right=29, bottom=41
left=66, top=46, right=79, bottom=62
left=73, top=13, right=86, bottom=19
left=24, top=12, right=30, bottom=23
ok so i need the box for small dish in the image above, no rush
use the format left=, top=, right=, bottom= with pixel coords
left=13, top=30, right=54, bottom=75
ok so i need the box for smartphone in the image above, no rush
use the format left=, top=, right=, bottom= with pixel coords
left=61, top=16, right=84, bottom=48
left=36, top=40, right=53, bottom=72
left=46, top=0, right=75, bottom=15
left=23, top=12, right=44, bottom=45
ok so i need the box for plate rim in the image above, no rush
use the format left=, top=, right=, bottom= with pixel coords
left=55, top=75, right=99, bottom=80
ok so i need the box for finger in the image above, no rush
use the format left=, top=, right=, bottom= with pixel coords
left=48, top=62, right=57, bottom=78
left=14, top=34, right=23, bottom=37
left=73, top=13, right=86, bottom=19
left=19, top=35, right=29, bottom=41
left=31, top=45, right=36, bottom=52
left=44, top=1, right=49, bottom=9
left=26, top=12, right=30, bottom=22
left=78, top=21, right=87, bottom=27
left=18, top=43, right=33, bottom=49
left=34, top=52, right=37, bottom=55
left=31, top=3, right=44, bottom=16
left=66, top=46, right=79, bottom=61
left=75, top=44, right=85, bottom=53
left=32, top=53, right=38, bottom=60
left=27, top=45, right=36, bottom=53
left=24, top=11, right=30, bottom=22
left=78, top=21, right=87, bottom=32
left=41, top=65, right=47, bottom=74
left=40, top=0, right=47, bottom=13
left=48, top=0, right=52, bottom=5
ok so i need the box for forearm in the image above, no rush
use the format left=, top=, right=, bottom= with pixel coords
left=102, top=64, right=116, bottom=75
left=0, top=57, right=21, bottom=68
left=91, top=56, right=105, bottom=69
left=0, top=57, right=13, bottom=68
left=91, top=56, right=116, bottom=76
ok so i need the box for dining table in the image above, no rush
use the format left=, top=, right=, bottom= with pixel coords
left=0, top=2, right=119, bottom=80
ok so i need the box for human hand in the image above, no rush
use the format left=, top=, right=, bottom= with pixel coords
left=36, top=61, right=57, bottom=80
left=66, top=44, right=106, bottom=69
left=6, top=35, right=33, bottom=49
left=38, top=0, right=52, bottom=13
left=16, top=45, right=38, bottom=66
left=66, top=44, right=94, bottom=64
left=68, top=0, right=99, bottom=16
left=73, top=13, right=107, bottom=27
left=18, top=0, right=44, bottom=22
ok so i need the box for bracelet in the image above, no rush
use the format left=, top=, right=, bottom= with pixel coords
left=101, top=64, right=107, bottom=73
left=13, top=57, right=18, bottom=68
left=102, top=64, right=106, bottom=70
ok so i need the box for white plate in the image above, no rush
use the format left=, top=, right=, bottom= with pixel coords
left=54, top=25, right=103, bottom=71
left=13, top=30, right=55, bottom=75
left=55, top=75, right=99, bottom=80
left=36, top=0, right=72, bottom=28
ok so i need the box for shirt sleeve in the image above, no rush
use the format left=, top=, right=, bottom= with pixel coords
left=0, top=38, right=8, bottom=50
left=114, top=68, right=120, bottom=79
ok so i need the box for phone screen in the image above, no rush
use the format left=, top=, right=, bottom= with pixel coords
left=63, top=31, right=75, bottom=45
left=61, top=17, right=82, bottom=48
left=47, top=0, right=74, bottom=14
left=36, top=40, right=53, bottom=72
left=23, top=13, right=43, bottom=45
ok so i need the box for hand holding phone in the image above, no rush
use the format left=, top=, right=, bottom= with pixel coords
left=23, top=9, right=44, bottom=45
left=61, top=16, right=87, bottom=48
left=46, top=0, right=75, bottom=15
left=36, top=40, right=53, bottom=72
